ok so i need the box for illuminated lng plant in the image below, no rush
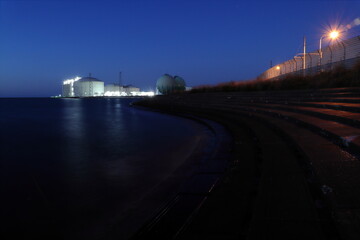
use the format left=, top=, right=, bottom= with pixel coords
left=61, top=75, right=154, bottom=97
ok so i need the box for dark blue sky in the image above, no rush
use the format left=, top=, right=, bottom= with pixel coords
left=1, top=0, right=360, bottom=97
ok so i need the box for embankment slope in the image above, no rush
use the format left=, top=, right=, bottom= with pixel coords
left=134, top=87, right=360, bottom=240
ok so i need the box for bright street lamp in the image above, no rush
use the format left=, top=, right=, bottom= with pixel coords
left=319, top=30, right=340, bottom=63
left=329, top=31, right=339, bottom=39
left=276, top=65, right=281, bottom=76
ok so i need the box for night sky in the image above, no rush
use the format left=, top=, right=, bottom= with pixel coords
left=1, top=0, right=360, bottom=97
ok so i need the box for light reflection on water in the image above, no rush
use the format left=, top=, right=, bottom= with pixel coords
left=63, top=98, right=84, bottom=140
left=0, top=98, right=201, bottom=239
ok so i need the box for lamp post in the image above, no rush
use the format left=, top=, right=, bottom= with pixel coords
left=339, top=41, right=346, bottom=61
left=319, top=30, right=340, bottom=65
left=276, top=65, right=281, bottom=77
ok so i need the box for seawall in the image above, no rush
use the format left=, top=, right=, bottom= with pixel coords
left=133, top=87, right=360, bottom=240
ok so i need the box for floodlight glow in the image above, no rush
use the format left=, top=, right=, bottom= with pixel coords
left=329, top=31, right=339, bottom=39
left=104, top=91, right=121, bottom=96
left=276, top=66, right=280, bottom=70
left=63, top=76, right=81, bottom=97
left=63, top=76, right=81, bottom=85
left=104, top=91, right=155, bottom=97
left=131, top=91, right=155, bottom=97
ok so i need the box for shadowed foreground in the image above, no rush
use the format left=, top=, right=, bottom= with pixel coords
left=133, top=87, right=360, bottom=240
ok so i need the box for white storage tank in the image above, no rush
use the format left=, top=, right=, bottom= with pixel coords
left=62, top=83, right=72, bottom=97
left=62, top=76, right=81, bottom=97
left=74, top=76, right=104, bottom=97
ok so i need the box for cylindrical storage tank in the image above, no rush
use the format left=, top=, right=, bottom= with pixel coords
left=62, top=84, right=72, bottom=97
left=173, top=76, right=186, bottom=92
left=74, top=77, right=104, bottom=97
left=156, top=74, right=177, bottom=95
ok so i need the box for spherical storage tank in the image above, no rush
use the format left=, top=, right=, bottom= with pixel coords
left=74, top=76, right=104, bottom=97
left=174, top=76, right=186, bottom=91
left=156, top=74, right=186, bottom=94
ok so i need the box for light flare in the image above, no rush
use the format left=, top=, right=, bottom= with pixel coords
left=329, top=31, right=339, bottom=39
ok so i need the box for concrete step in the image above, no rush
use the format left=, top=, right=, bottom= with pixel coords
left=220, top=101, right=360, bottom=113
left=235, top=103, right=360, bottom=129
left=214, top=107, right=360, bottom=240
left=207, top=104, right=360, bottom=156
left=284, top=102, right=360, bottom=113
left=175, top=111, right=329, bottom=240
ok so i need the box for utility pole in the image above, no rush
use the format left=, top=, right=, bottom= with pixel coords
left=119, top=71, right=122, bottom=86
left=303, top=36, right=306, bottom=70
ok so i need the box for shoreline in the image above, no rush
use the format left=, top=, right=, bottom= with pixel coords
left=130, top=103, right=236, bottom=239
left=105, top=104, right=233, bottom=240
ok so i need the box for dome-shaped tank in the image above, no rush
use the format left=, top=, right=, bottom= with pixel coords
left=156, top=74, right=177, bottom=94
left=78, top=77, right=102, bottom=82
left=173, top=76, right=186, bottom=91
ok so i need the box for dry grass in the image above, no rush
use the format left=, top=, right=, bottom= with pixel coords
left=191, top=61, right=360, bottom=93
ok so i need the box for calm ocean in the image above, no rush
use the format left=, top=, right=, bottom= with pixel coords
left=0, top=98, right=204, bottom=239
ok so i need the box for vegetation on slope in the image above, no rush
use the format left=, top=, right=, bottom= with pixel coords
left=191, top=61, right=360, bottom=93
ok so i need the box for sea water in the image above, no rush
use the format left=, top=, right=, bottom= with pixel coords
left=0, top=98, right=203, bottom=239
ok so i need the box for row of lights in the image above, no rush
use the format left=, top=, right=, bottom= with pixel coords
left=276, top=30, right=341, bottom=71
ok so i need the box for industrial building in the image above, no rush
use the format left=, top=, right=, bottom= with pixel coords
left=103, top=84, right=141, bottom=96
left=123, top=85, right=140, bottom=95
left=62, top=75, right=151, bottom=97
left=105, top=84, right=123, bottom=93
left=104, top=84, right=123, bottom=96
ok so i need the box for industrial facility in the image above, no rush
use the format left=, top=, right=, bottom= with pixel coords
left=62, top=75, right=104, bottom=97
left=104, top=84, right=141, bottom=96
left=61, top=74, right=153, bottom=97
left=156, top=74, right=186, bottom=94
left=75, top=76, right=104, bottom=97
